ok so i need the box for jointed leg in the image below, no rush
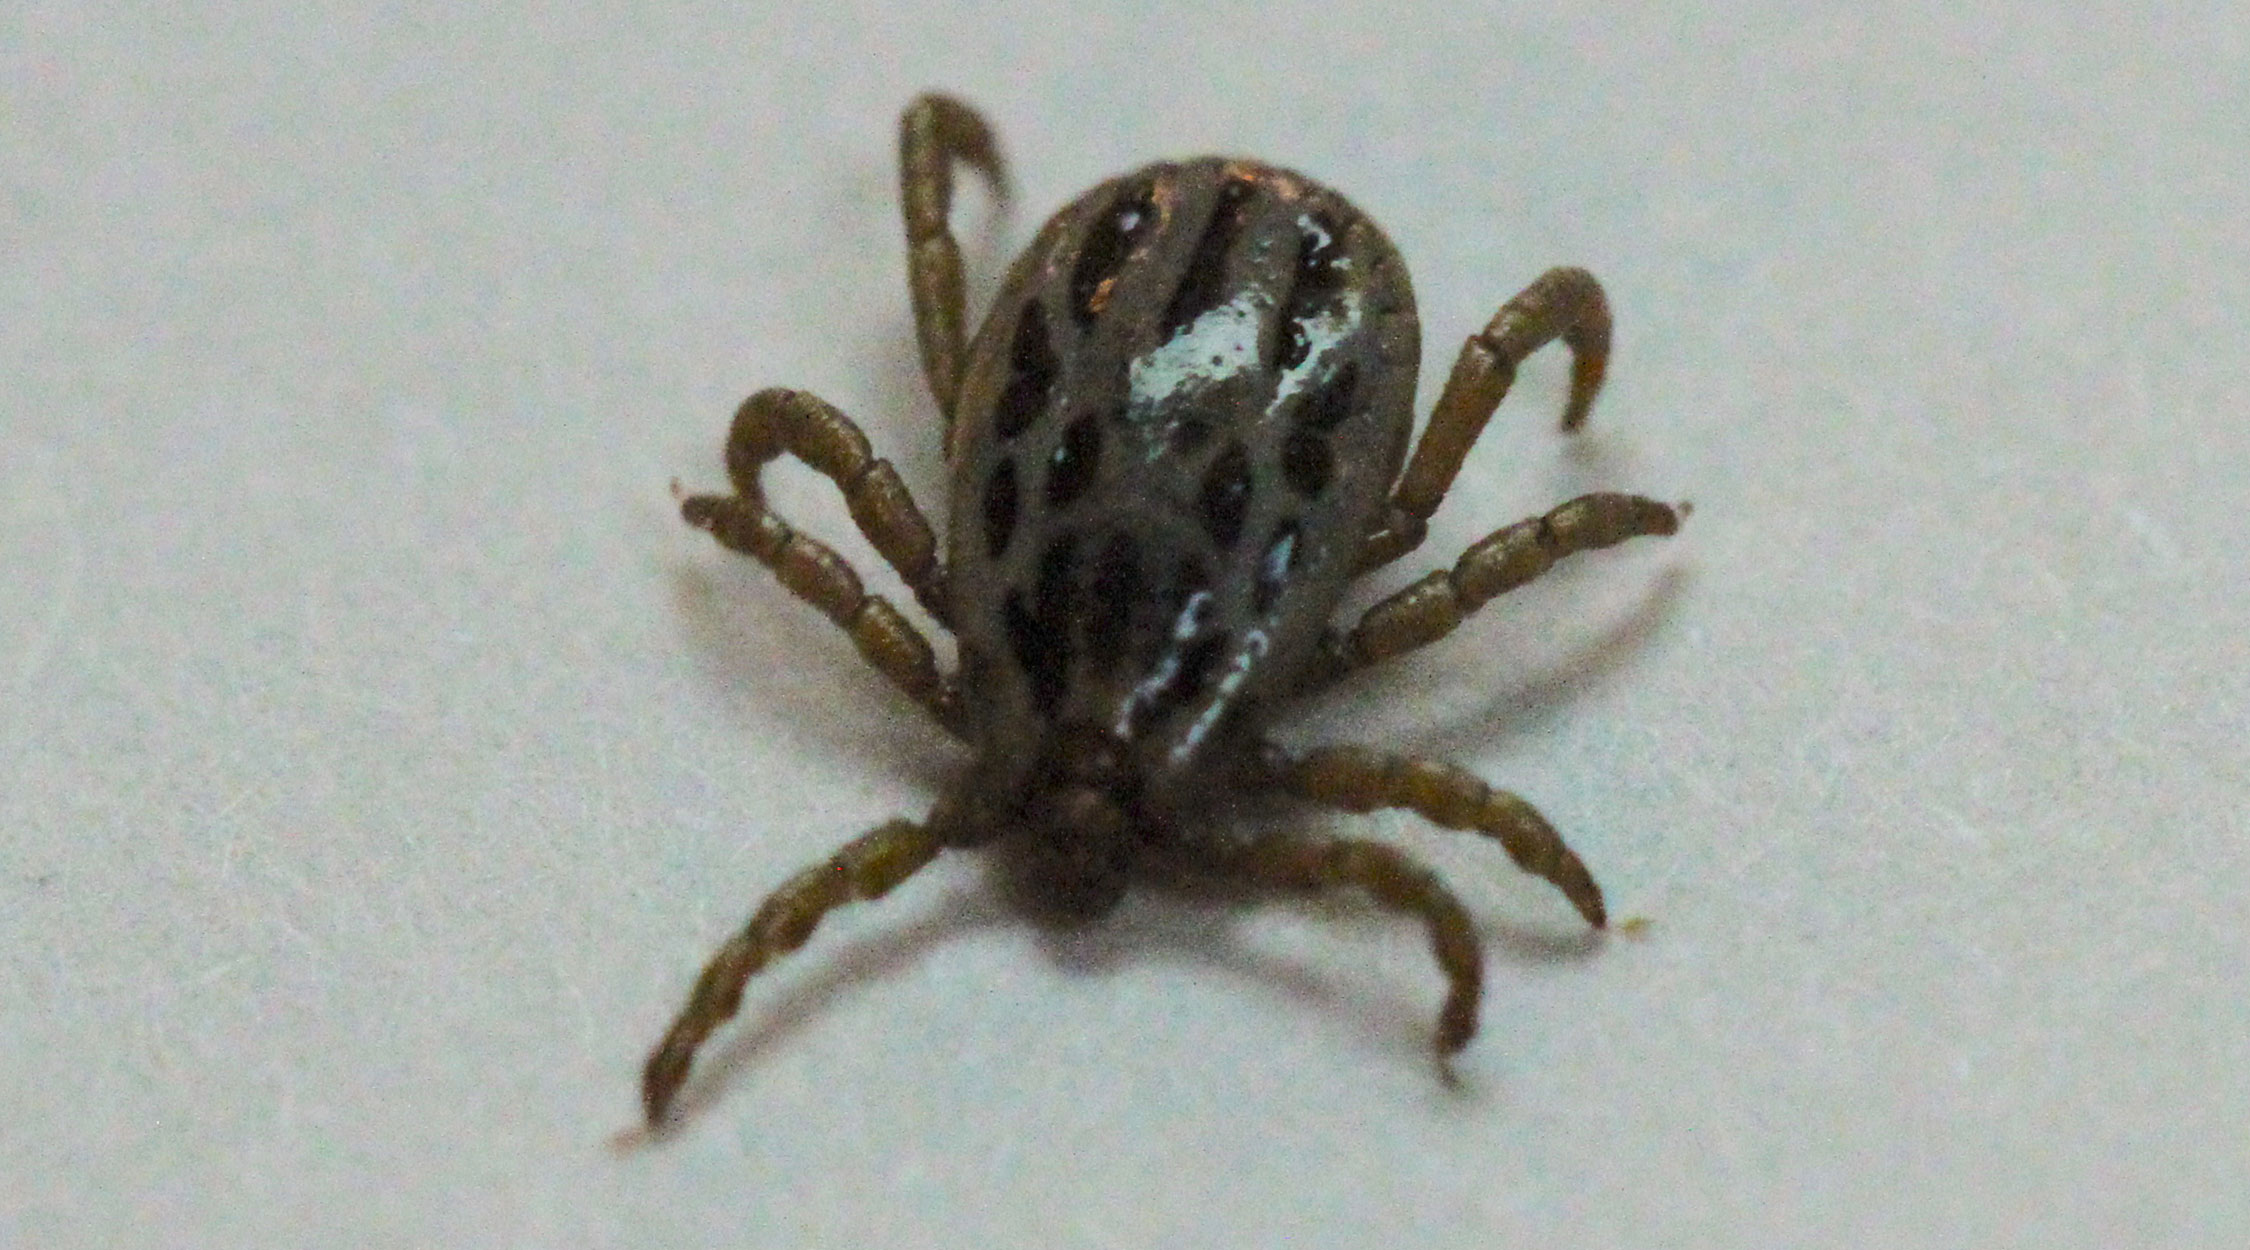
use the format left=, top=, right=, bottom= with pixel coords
left=1270, top=742, right=1607, bottom=928
left=1315, top=493, right=1680, bottom=686
left=642, top=817, right=946, bottom=1125
left=899, top=93, right=1008, bottom=426
left=679, top=388, right=963, bottom=735
left=1361, top=267, right=1615, bottom=570
left=1202, top=830, right=1485, bottom=1054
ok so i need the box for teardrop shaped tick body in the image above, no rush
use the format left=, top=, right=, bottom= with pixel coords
left=646, top=94, right=1683, bottom=1126
left=945, top=156, right=1423, bottom=855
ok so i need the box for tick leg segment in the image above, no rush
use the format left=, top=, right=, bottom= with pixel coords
left=680, top=388, right=963, bottom=735
left=642, top=817, right=946, bottom=1126
left=1361, top=267, right=1615, bottom=571
left=1271, top=743, right=1606, bottom=928
left=1205, top=830, right=1485, bottom=1054
left=1316, top=493, right=1680, bottom=685
left=900, top=93, right=1008, bottom=427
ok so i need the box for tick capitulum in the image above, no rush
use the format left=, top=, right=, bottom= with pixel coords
left=644, top=93, right=1681, bottom=1125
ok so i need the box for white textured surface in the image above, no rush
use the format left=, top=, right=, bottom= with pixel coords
left=6, top=3, right=2246, bottom=1247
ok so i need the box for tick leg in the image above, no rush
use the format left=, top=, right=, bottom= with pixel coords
left=642, top=817, right=945, bottom=1126
left=1267, top=742, right=1607, bottom=928
left=900, top=92, right=1008, bottom=428
left=1312, top=493, right=1681, bottom=687
left=680, top=387, right=964, bottom=736
left=1199, top=830, right=1484, bottom=1055
left=1361, top=267, right=1615, bottom=570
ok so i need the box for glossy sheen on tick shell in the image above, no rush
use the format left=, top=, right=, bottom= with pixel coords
left=946, top=159, right=1421, bottom=817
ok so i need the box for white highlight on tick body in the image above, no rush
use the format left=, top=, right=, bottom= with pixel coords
left=1128, top=294, right=1269, bottom=406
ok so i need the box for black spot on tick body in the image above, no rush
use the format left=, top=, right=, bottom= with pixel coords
left=982, top=458, right=1019, bottom=557
left=1161, top=178, right=1258, bottom=340
left=1083, top=532, right=1141, bottom=659
left=1297, top=360, right=1360, bottom=432
left=1002, top=595, right=1056, bottom=715
left=1278, top=360, right=1357, bottom=500
left=1277, top=212, right=1348, bottom=370
left=996, top=302, right=1059, bottom=441
left=1120, top=554, right=1231, bottom=736
left=1175, top=634, right=1229, bottom=702
left=1071, top=180, right=1157, bottom=326
left=1046, top=414, right=1103, bottom=507
left=1169, top=412, right=1215, bottom=455
left=1197, top=441, right=1252, bottom=551
left=1004, top=534, right=1082, bottom=717
left=1281, top=431, right=1332, bottom=499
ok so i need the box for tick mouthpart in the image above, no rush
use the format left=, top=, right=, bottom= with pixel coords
left=1037, top=719, right=1131, bottom=791
left=1017, top=781, right=1136, bottom=920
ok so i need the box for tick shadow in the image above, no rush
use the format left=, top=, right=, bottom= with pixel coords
left=1026, top=865, right=1605, bottom=1070
left=667, top=558, right=961, bottom=790
left=1299, top=559, right=1695, bottom=763
left=632, top=880, right=1005, bottom=1140
left=628, top=836, right=1606, bottom=1142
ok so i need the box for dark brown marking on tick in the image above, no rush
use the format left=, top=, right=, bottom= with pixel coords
left=1071, top=178, right=1158, bottom=326
left=1003, top=533, right=1081, bottom=717
left=1169, top=410, right=1215, bottom=455
left=1277, top=211, right=1348, bottom=370
left=996, top=302, right=1057, bottom=441
left=1083, top=531, right=1142, bottom=660
left=1197, top=440, right=1253, bottom=550
left=1281, top=429, right=1333, bottom=499
left=1046, top=413, right=1103, bottom=507
left=1298, top=359, right=1360, bottom=431
left=982, top=457, right=1019, bottom=557
left=1161, top=177, right=1258, bottom=339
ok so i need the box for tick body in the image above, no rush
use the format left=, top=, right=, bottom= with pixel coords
left=648, top=94, right=1681, bottom=1125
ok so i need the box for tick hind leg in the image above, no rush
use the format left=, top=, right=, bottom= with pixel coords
left=1360, top=266, right=1616, bottom=571
left=1313, top=492, right=1681, bottom=686
left=899, top=93, right=1008, bottom=427
left=679, top=388, right=964, bottom=735
left=1199, top=830, right=1485, bottom=1055
left=642, top=817, right=946, bottom=1126
left=1268, top=742, right=1607, bottom=928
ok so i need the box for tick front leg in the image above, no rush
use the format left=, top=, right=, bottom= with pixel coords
left=641, top=817, right=946, bottom=1126
left=1314, top=493, right=1681, bottom=686
left=900, top=93, right=1008, bottom=427
left=1269, top=743, right=1607, bottom=928
left=1202, top=830, right=1484, bottom=1055
left=679, top=388, right=963, bottom=735
left=1361, top=267, right=1615, bottom=570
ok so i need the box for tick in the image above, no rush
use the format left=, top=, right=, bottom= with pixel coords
left=645, top=94, right=1681, bottom=1124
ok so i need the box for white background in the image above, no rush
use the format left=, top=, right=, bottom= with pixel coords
left=6, top=3, right=2245, bottom=1247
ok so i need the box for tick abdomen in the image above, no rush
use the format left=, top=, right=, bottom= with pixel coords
left=946, top=159, right=1421, bottom=804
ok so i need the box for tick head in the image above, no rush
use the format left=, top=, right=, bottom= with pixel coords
left=1007, top=722, right=1141, bottom=919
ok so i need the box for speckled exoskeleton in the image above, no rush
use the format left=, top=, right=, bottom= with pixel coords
left=645, top=94, right=1681, bottom=1124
